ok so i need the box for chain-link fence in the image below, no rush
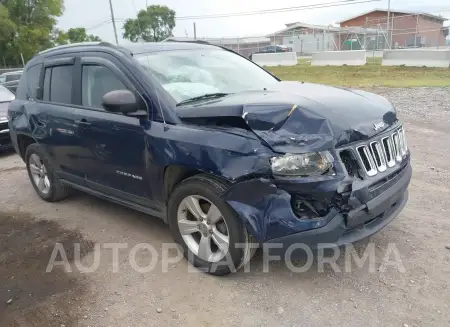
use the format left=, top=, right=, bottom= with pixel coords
left=1, top=53, right=26, bottom=71
left=178, top=13, right=449, bottom=58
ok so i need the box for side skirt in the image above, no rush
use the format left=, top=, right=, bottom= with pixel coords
left=60, top=179, right=167, bottom=222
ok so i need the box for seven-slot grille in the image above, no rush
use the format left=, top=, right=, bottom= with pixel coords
left=354, top=126, right=408, bottom=177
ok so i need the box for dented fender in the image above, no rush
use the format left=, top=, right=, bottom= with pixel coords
left=223, top=178, right=340, bottom=242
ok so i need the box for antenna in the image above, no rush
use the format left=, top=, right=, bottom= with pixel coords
left=131, top=0, right=167, bottom=129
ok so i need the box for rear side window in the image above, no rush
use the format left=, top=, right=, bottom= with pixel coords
left=26, top=65, right=41, bottom=99
left=15, top=65, right=41, bottom=100
left=42, top=65, right=73, bottom=104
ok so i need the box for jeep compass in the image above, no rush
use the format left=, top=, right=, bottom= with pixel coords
left=8, top=42, right=411, bottom=275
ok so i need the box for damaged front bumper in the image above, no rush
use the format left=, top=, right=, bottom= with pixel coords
left=224, top=157, right=411, bottom=249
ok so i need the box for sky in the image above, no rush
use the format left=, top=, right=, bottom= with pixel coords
left=57, top=0, right=450, bottom=44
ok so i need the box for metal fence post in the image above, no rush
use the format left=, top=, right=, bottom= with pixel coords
left=414, top=14, right=419, bottom=47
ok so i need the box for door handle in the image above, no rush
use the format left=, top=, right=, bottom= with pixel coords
left=76, top=119, right=91, bottom=127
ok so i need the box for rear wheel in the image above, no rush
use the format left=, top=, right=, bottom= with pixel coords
left=168, top=174, right=255, bottom=275
left=25, top=144, right=69, bottom=202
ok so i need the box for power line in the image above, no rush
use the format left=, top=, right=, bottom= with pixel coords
left=85, top=3, right=450, bottom=33
left=84, top=0, right=380, bottom=35
left=175, top=0, right=382, bottom=20
left=86, top=19, right=113, bottom=31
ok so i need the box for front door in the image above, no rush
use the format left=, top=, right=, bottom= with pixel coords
left=72, top=56, right=151, bottom=205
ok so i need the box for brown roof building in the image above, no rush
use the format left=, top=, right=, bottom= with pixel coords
left=337, top=9, right=448, bottom=48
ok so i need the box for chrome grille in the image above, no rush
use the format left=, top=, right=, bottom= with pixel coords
left=351, top=126, right=408, bottom=177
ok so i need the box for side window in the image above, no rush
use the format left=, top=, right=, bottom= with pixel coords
left=82, top=65, right=127, bottom=110
left=6, top=74, right=20, bottom=82
left=42, top=65, right=73, bottom=104
left=49, top=65, right=73, bottom=104
left=16, top=65, right=40, bottom=100
left=26, top=65, right=41, bottom=99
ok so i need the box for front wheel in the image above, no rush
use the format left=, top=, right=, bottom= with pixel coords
left=168, top=174, right=255, bottom=275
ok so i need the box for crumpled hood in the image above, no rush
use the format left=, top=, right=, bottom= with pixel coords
left=176, top=81, right=397, bottom=153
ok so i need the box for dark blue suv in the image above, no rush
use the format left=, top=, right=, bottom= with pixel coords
left=8, top=42, right=411, bottom=275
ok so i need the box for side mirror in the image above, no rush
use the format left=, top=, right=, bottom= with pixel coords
left=102, top=89, right=137, bottom=113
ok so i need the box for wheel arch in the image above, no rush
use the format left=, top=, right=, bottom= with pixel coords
left=17, top=134, right=37, bottom=161
left=163, top=165, right=232, bottom=204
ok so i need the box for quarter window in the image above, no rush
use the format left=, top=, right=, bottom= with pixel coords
left=82, top=65, right=127, bottom=109
left=15, top=64, right=41, bottom=100
left=26, top=65, right=41, bottom=99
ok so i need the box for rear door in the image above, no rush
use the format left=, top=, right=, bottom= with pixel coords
left=71, top=55, right=150, bottom=205
left=27, top=59, right=84, bottom=183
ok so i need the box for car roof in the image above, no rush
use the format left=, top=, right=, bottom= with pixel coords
left=124, top=41, right=218, bottom=54
left=36, top=41, right=220, bottom=58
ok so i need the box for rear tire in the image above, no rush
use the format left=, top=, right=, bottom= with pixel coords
left=25, top=143, right=69, bottom=202
left=168, top=174, right=255, bottom=275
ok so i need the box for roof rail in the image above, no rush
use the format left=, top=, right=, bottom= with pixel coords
left=39, top=41, right=116, bottom=55
left=164, top=39, right=211, bottom=45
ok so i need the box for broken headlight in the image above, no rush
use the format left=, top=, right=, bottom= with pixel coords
left=270, top=151, right=334, bottom=176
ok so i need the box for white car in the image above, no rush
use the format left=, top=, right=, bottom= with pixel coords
left=0, top=85, right=14, bottom=150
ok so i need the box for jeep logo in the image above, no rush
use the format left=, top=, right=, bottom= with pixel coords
left=373, top=121, right=385, bottom=131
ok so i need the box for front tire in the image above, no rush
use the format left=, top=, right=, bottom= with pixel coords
left=25, top=143, right=69, bottom=202
left=168, top=174, right=254, bottom=275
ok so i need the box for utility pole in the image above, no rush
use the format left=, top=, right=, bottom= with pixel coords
left=386, top=0, right=391, bottom=49
left=108, top=0, right=119, bottom=45
left=193, top=22, right=197, bottom=40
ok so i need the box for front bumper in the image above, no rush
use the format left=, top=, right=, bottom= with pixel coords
left=267, top=165, right=410, bottom=249
left=224, top=159, right=411, bottom=248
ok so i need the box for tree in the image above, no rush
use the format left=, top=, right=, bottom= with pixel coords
left=64, top=27, right=101, bottom=43
left=123, top=5, right=175, bottom=42
left=0, top=0, right=65, bottom=66
left=0, top=5, right=17, bottom=62
left=51, top=27, right=102, bottom=46
left=51, top=28, right=69, bottom=46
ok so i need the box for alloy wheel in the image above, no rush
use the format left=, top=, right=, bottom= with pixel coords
left=29, top=153, right=51, bottom=195
left=177, top=195, right=230, bottom=262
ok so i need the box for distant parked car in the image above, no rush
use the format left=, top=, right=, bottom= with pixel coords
left=0, top=71, right=22, bottom=94
left=0, top=85, right=14, bottom=150
left=0, top=70, right=22, bottom=84
left=249, top=45, right=291, bottom=60
left=1, top=79, right=20, bottom=94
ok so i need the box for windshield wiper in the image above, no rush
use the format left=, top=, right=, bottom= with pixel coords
left=176, top=93, right=231, bottom=106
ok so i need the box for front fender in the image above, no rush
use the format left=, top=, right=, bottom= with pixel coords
left=223, top=178, right=338, bottom=242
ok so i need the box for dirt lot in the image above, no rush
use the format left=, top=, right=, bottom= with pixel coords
left=1, top=87, right=450, bottom=327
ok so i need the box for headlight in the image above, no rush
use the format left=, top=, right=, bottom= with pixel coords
left=0, top=117, right=7, bottom=123
left=270, top=151, right=334, bottom=176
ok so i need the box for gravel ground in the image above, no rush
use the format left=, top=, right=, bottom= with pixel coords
left=1, top=87, right=450, bottom=327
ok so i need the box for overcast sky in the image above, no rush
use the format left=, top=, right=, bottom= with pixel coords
left=57, top=0, right=450, bottom=44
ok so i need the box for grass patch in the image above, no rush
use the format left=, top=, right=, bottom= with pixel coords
left=266, top=57, right=450, bottom=88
